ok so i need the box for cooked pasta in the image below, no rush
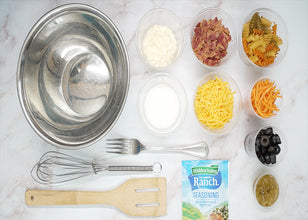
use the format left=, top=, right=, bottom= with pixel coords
left=247, top=34, right=261, bottom=42
left=253, top=28, right=264, bottom=35
left=258, top=46, right=266, bottom=53
left=272, top=23, right=277, bottom=35
left=242, top=39, right=251, bottom=54
left=272, top=35, right=283, bottom=46
left=253, top=49, right=266, bottom=60
left=242, top=22, right=250, bottom=38
left=242, top=13, right=282, bottom=67
left=265, top=43, right=276, bottom=52
left=250, top=39, right=266, bottom=50
left=249, top=13, right=259, bottom=33
left=266, top=51, right=276, bottom=57
left=263, top=34, right=273, bottom=45
left=249, top=55, right=259, bottom=63
left=261, top=16, right=272, bottom=27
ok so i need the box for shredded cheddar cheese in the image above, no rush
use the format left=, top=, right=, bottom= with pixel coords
left=194, top=76, right=235, bottom=129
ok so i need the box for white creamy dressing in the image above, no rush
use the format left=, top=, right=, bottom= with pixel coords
left=144, top=84, right=180, bottom=130
left=142, top=25, right=177, bottom=68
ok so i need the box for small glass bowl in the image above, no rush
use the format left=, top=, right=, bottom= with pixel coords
left=239, top=8, right=288, bottom=70
left=244, top=125, right=287, bottom=168
left=138, top=72, right=187, bottom=136
left=253, top=172, right=281, bottom=209
left=136, top=8, right=184, bottom=69
left=246, top=77, right=283, bottom=120
left=190, top=8, right=236, bottom=68
left=194, top=72, right=241, bottom=135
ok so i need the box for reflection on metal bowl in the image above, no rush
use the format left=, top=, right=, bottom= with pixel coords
left=17, top=4, right=129, bottom=148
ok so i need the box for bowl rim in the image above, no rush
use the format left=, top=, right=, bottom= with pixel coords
left=190, top=7, right=237, bottom=69
left=135, top=7, right=185, bottom=70
left=238, top=7, right=289, bottom=69
left=16, top=3, right=130, bottom=149
left=194, top=71, right=242, bottom=135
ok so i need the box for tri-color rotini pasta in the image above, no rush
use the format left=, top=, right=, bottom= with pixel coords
left=242, top=12, right=283, bottom=67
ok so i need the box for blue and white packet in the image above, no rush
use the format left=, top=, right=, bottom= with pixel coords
left=182, top=160, right=229, bottom=220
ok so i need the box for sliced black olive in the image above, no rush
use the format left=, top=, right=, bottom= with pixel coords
left=270, top=134, right=281, bottom=145
left=258, top=154, right=265, bottom=164
left=260, top=135, right=270, bottom=147
left=275, top=145, right=281, bottom=154
left=275, top=134, right=281, bottom=144
left=268, top=146, right=275, bottom=153
left=261, top=146, right=267, bottom=154
left=264, top=154, right=271, bottom=164
left=255, top=144, right=260, bottom=154
left=270, top=135, right=277, bottom=145
left=270, top=153, right=276, bottom=164
left=255, top=138, right=261, bottom=147
left=264, top=127, right=273, bottom=135
left=257, top=129, right=266, bottom=138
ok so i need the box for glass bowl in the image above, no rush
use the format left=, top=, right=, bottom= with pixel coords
left=253, top=172, right=281, bottom=209
left=194, top=72, right=241, bottom=135
left=244, top=125, right=287, bottom=168
left=246, top=77, right=283, bottom=120
left=136, top=8, right=184, bottom=69
left=190, top=7, right=236, bottom=68
left=239, top=8, right=288, bottom=70
left=138, top=72, right=187, bottom=136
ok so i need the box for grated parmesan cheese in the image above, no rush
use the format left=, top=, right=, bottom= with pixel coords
left=142, top=25, right=177, bottom=68
left=194, top=76, right=235, bottom=129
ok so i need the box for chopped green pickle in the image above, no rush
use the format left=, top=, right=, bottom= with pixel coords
left=255, top=174, right=279, bottom=207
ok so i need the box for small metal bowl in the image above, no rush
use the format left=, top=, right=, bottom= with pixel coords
left=17, top=4, right=129, bottom=149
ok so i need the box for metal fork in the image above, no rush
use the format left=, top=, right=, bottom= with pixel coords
left=106, top=138, right=209, bottom=158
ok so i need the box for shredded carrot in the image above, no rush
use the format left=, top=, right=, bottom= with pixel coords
left=251, top=79, right=282, bottom=118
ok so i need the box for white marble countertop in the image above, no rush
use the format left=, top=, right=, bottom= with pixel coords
left=1, top=0, right=307, bottom=219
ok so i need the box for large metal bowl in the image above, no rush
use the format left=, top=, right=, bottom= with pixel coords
left=17, top=4, right=129, bottom=149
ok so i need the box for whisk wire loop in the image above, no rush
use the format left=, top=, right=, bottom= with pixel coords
left=31, top=151, right=160, bottom=185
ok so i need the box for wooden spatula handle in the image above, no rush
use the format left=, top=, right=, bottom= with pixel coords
left=25, top=178, right=167, bottom=217
left=25, top=189, right=116, bottom=206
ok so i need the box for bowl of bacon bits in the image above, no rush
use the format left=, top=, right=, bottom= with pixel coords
left=191, top=8, right=236, bottom=68
left=240, top=8, right=288, bottom=68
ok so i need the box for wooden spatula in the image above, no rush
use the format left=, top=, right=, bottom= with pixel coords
left=25, top=177, right=167, bottom=217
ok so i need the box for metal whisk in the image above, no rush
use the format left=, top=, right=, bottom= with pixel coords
left=31, top=151, right=162, bottom=185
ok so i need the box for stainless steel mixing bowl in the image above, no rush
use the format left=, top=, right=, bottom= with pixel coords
left=17, top=4, right=129, bottom=148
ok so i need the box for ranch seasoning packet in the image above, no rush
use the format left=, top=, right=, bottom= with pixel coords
left=182, top=160, right=229, bottom=220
